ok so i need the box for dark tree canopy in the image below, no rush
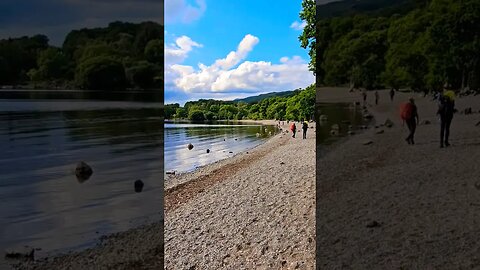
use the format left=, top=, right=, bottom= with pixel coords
left=0, top=21, right=163, bottom=90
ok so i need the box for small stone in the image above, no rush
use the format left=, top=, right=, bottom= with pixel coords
left=363, top=113, right=373, bottom=119
left=75, top=161, right=93, bottom=182
left=348, top=131, right=355, bottom=135
left=363, top=140, right=373, bottom=145
left=134, top=180, right=144, bottom=193
left=376, top=130, right=384, bottom=134
left=421, top=120, right=431, bottom=125
left=280, top=162, right=285, bottom=165
left=166, top=171, right=175, bottom=175
left=229, top=151, right=233, bottom=153
left=475, top=182, right=480, bottom=190
left=384, top=119, right=394, bottom=128
left=187, top=143, right=194, bottom=150
left=366, top=220, right=380, bottom=228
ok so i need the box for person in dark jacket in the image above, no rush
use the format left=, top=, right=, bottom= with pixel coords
left=390, top=88, right=395, bottom=101
left=302, top=121, right=309, bottom=139
left=437, top=94, right=455, bottom=148
left=405, top=98, right=419, bottom=145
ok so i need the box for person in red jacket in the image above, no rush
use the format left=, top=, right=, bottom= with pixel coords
left=290, top=122, right=297, bottom=138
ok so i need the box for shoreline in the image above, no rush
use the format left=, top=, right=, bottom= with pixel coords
left=165, top=119, right=316, bottom=269
left=316, top=87, right=480, bottom=268
left=164, top=119, right=281, bottom=191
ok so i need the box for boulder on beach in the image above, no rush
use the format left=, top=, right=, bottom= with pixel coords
left=5, top=246, right=34, bottom=260
left=134, top=180, right=144, bottom=193
left=75, top=161, right=93, bottom=182
left=187, top=143, right=194, bottom=150
left=384, top=119, right=394, bottom=128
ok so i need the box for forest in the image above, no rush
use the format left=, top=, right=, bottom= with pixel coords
left=165, top=84, right=315, bottom=122
left=314, top=0, right=480, bottom=92
left=0, top=21, right=163, bottom=90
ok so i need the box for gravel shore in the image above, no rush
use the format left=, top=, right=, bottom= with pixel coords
left=316, top=88, right=480, bottom=269
left=164, top=120, right=316, bottom=269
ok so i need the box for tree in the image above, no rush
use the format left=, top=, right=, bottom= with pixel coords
left=189, top=110, right=205, bottom=121
left=127, top=61, right=158, bottom=89
left=299, top=0, right=316, bottom=74
left=75, top=56, right=127, bottom=90
left=145, top=39, right=163, bottom=63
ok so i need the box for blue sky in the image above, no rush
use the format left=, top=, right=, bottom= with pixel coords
left=165, top=0, right=315, bottom=105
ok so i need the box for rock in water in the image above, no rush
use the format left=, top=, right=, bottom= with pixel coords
left=5, top=246, right=34, bottom=260
left=206, top=149, right=210, bottom=153
left=187, top=143, right=194, bottom=150
left=75, top=161, right=93, bottom=182
left=166, top=171, right=175, bottom=175
left=134, top=180, right=144, bottom=193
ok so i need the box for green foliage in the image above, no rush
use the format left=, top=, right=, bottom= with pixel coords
left=315, top=0, right=480, bottom=92
left=144, top=39, right=163, bottom=64
left=126, top=61, right=158, bottom=89
left=299, top=0, right=316, bottom=74
left=167, top=85, right=315, bottom=121
left=0, top=21, right=163, bottom=90
left=75, top=56, right=127, bottom=90
left=188, top=110, right=205, bottom=121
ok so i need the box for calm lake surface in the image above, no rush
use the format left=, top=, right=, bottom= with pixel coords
left=316, top=102, right=367, bottom=145
left=165, top=121, right=278, bottom=174
left=0, top=90, right=163, bottom=265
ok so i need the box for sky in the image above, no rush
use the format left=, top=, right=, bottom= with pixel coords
left=165, top=0, right=315, bottom=105
left=0, top=0, right=164, bottom=46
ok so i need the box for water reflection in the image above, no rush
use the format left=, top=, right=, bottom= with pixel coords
left=165, top=121, right=278, bottom=174
left=0, top=102, right=163, bottom=261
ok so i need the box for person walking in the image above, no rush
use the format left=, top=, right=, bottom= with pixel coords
left=375, top=90, right=379, bottom=105
left=390, top=88, right=395, bottom=102
left=362, top=89, right=367, bottom=107
left=401, top=97, right=419, bottom=145
left=290, top=122, right=297, bottom=138
left=302, top=120, right=309, bottom=139
left=437, top=92, right=455, bottom=148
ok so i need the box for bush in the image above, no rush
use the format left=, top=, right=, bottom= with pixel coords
left=75, top=56, right=127, bottom=90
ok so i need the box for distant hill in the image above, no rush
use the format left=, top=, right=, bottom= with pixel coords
left=234, top=90, right=297, bottom=103
left=317, top=0, right=414, bottom=18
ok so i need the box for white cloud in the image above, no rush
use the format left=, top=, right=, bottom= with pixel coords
left=165, top=0, right=206, bottom=24
left=290, top=21, right=307, bottom=31
left=166, top=34, right=314, bottom=96
left=165, top=35, right=202, bottom=65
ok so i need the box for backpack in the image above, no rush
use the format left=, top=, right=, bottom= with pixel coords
left=400, top=102, right=414, bottom=120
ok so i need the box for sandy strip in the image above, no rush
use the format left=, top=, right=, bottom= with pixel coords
left=164, top=121, right=316, bottom=269
left=316, top=88, right=480, bottom=269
